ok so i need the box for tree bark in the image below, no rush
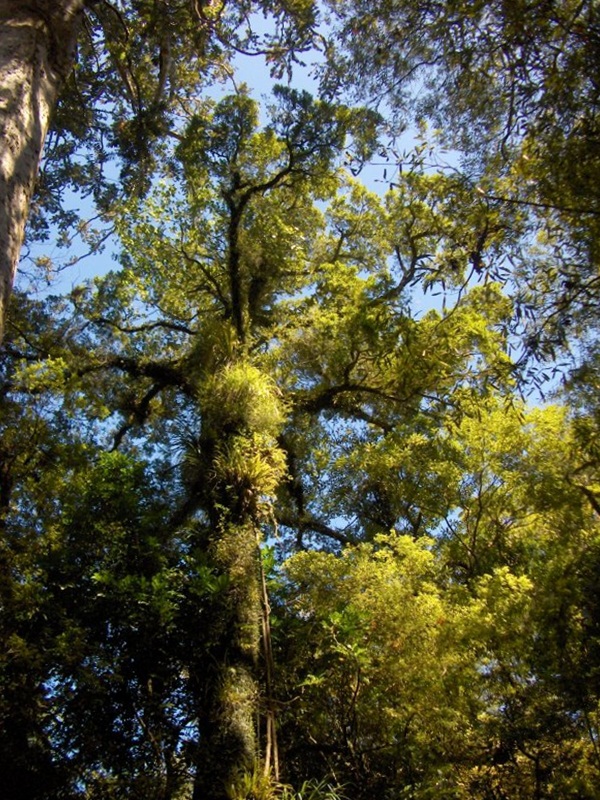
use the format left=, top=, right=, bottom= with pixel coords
left=0, top=0, right=84, bottom=342
left=192, top=520, right=261, bottom=800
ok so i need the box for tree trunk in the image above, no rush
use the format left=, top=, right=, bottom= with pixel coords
left=0, top=0, right=83, bottom=342
left=189, top=360, right=285, bottom=798
left=192, top=520, right=261, bottom=800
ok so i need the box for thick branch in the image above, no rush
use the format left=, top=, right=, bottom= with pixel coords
left=78, top=353, right=194, bottom=394
left=277, top=511, right=356, bottom=546
left=92, top=316, right=196, bottom=336
left=111, top=380, right=165, bottom=449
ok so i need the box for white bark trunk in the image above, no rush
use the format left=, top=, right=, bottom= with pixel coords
left=0, top=0, right=84, bottom=342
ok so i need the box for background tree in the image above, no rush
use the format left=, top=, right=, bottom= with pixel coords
left=276, top=400, right=600, bottom=798
left=322, top=0, right=600, bottom=372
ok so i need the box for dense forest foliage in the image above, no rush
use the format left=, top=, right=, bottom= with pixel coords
left=1, top=1, right=600, bottom=798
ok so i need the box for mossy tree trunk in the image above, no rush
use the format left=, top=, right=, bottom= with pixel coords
left=192, top=520, right=262, bottom=800
left=190, top=361, right=286, bottom=800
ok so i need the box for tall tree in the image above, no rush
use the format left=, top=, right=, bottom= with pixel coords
left=1, top=87, right=381, bottom=798
left=0, top=80, right=525, bottom=796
